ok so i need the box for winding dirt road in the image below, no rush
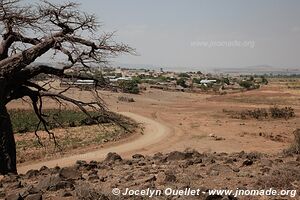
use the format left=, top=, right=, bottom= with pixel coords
left=18, top=112, right=171, bottom=174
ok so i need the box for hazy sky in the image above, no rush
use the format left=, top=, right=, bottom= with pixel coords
left=33, top=0, right=300, bottom=68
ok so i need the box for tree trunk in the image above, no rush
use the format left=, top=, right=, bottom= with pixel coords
left=0, top=103, right=17, bottom=175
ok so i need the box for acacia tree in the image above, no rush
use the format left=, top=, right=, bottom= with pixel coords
left=0, top=0, right=132, bottom=174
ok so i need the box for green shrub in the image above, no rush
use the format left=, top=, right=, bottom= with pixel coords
left=9, top=109, right=101, bottom=133
left=261, top=76, right=268, bottom=85
left=239, top=80, right=254, bottom=89
left=178, top=73, right=190, bottom=78
left=239, top=80, right=260, bottom=90
left=119, top=80, right=140, bottom=94
left=176, top=78, right=188, bottom=88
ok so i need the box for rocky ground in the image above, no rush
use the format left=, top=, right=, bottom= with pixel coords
left=1, top=150, right=299, bottom=200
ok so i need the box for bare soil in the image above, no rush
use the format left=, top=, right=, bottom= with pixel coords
left=6, top=80, right=299, bottom=168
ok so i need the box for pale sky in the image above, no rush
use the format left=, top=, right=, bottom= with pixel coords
left=29, top=0, right=300, bottom=69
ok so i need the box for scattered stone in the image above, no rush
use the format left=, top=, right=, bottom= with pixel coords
left=193, top=157, right=203, bottom=164
left=167, top=151, right=192, bottom=161
left=245, top=152, right=261, bottom=160
left=24, top=170, right=39, bottom=179
left=164, top=173, right=176, bottom=182
left=123, top=160, right=133, bottom=165
left=75, top=184, right=109, bottom=200
left=62, top=191, right=73, bottom=197
left=1, top=174, right=19, bottom=183
left=101, top=139, right=108, bottom=143
left=104, top=152, right=122, bottom=163
left=232, top=168, right=240, bottom=173
left=59, top=167, right=82, bottom=180
left=24, top=193, right=42, bottom=200
left=76, top=160, right=87, bottom=166
left=153, top=152, right=163, bottom=160
left=144, top=175, right=156, bottom=183
left=39, top=166, right=48, bottom=172
left=208, top=170, right=219, bottom=176
left=132, top=154, right=145, bottom=160
left=48, top=180, right=74, bottom=191
left=2, top=150, right=299, bottom=200
left=205, top=195, right=223, bottom=200
left=124, top=174, right=134, bottom=182
left=138, top=161, right=147, bottom=166
left=26, top=186, right=41, bottom=195
left=36, top=175, right=62, bottom=190
left=242, top=159, right=254, bottom=166
left=260, top=159, right=273, bottom=167
left=260, top=167, right=271, bottom=173
left=209, top=164, right=233, bottom=173
left=5, top=193, right=23, bottom=200
left=88, top=174, right=99, bottom=181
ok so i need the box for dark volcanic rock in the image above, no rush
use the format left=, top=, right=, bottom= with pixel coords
left=5, top=193, right=23, bottom=200
left=242, top=159, right=254, bottom=166
left=75, top=184, right=109, bottom=200
left=24, top=193, right=42, bottom=200
left=36, top=175, right=62, bottom=190
left=59, top=167, right=82, bottom=180
left=48, top=180, right=74, bottom=191
left=205, top=195, right=223, bottom=200
left=24, top=170, right=39, bottom=179
left=167, top=151, right=192, bottom=161
left=132, top=154, right=145, bottom=160
left=164, top=173, right=176, bottom=182
left=104, top=152, right=122, bottom=163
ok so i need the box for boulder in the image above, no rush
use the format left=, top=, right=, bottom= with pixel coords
left=59, top=167, right=82, bottom=180
left=132, top=154, right=145, bottom=160
left=104, top=152, right=122, bottom=163
left=24, top=170, right=39, bottom=179
left=242, top=159, right=254, bottom=166
left=167, top=151, right=192, bottom=161
left=36, top=175, right=61, bottom=190
left=5, top=193, right=23, bottom=200
left=24, top=193, right=42, bottom=200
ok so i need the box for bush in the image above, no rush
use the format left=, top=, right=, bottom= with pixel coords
left=118, top=96, right=135, bottom=102
left=119, top=80, right=140, bottom=94
left=225, top=106, right=295, bottom=120
left=192, top=78, right=202, bottom=84
left=178, top=73, right=190, bottom=78
left=176, top=78, right=188, bottom=88
left=239, top=80, right=254, bottom=89
left=269, top=106, right=295, bottom=119
left=9, top=109, right=102, bottom=133
left=240, top=108, right=268, bottom=119
left=261, top=76, right=268, bottom=85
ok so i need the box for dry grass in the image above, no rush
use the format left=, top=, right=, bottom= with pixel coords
left=14, top=111, right=139, bottom=164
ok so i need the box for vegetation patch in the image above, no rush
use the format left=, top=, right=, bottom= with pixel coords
left=9, top=109, right=115, bottom=133
left=223, top=106, right=295, bottom=120
left=118, top=80, right=140, bottom=94
left=118, top=96, right=135, bottom=102
left=12, top=109, right=138, bottom=163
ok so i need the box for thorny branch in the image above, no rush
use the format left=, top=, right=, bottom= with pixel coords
left=0, top=0, right=135, bottom=146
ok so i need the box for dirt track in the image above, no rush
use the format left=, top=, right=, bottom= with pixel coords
left=18, top=112, right=171, bottom=174
left=12, top=83, right=300, bottom=174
